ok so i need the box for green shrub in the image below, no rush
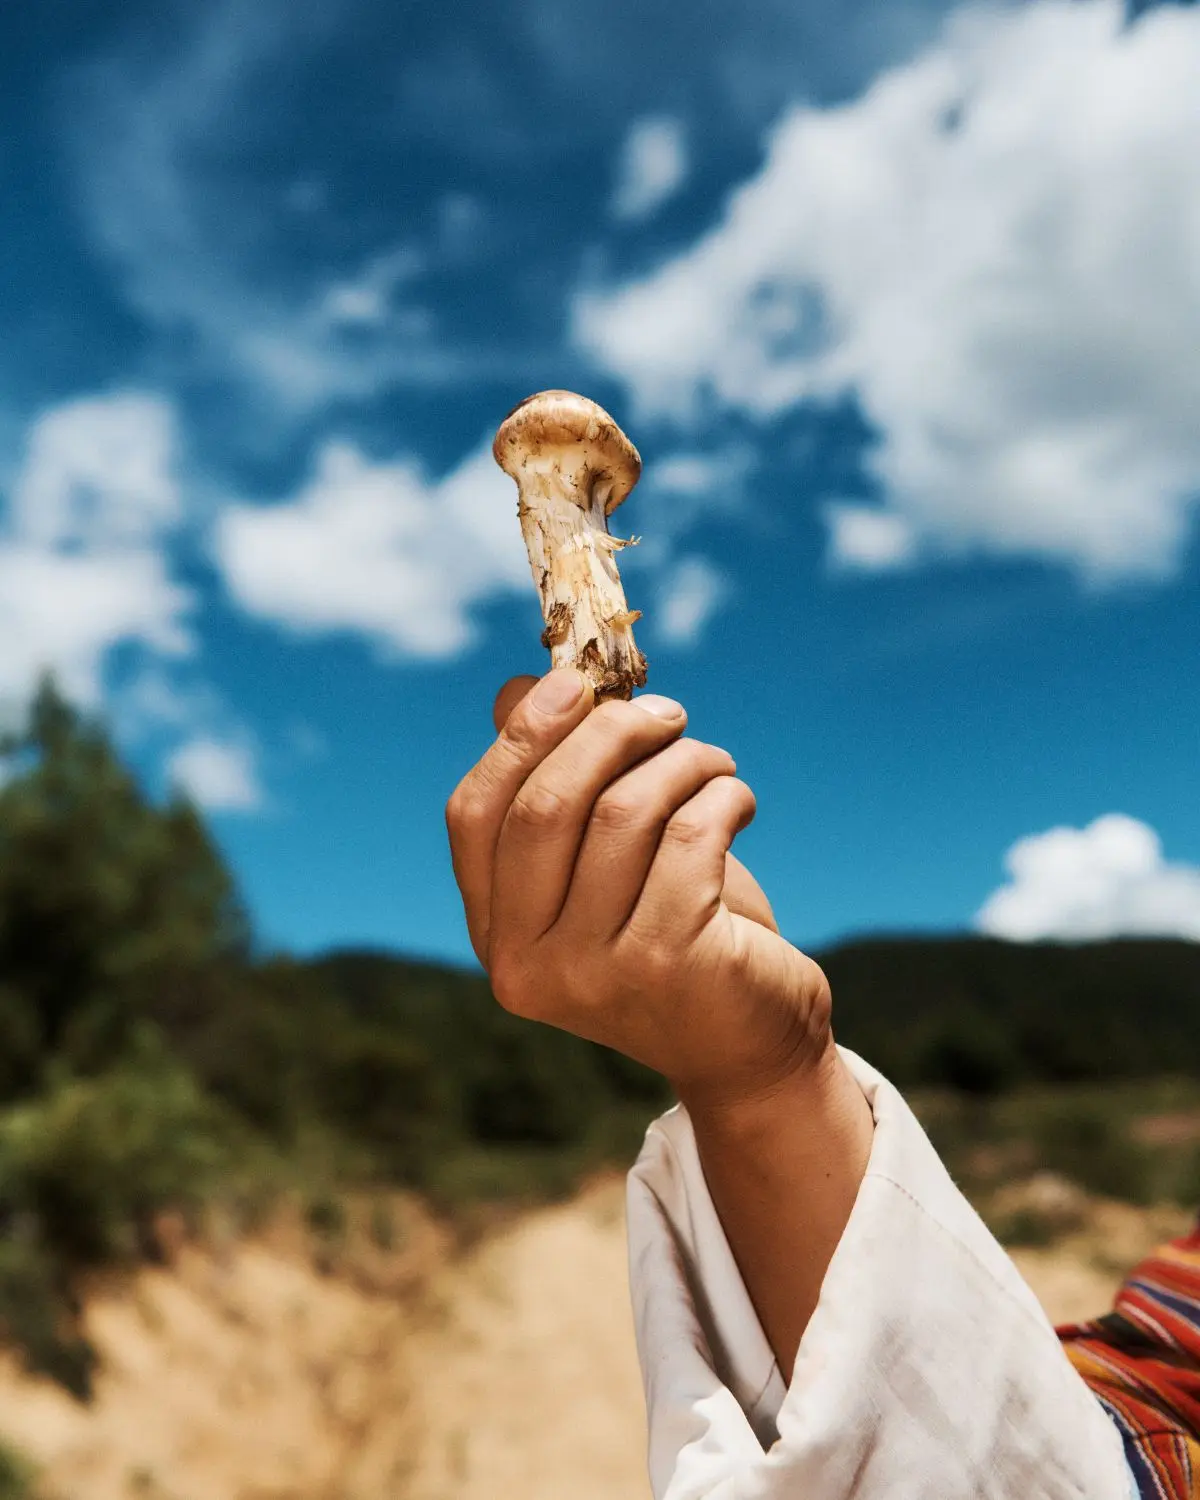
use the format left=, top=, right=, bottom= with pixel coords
left=0, top=1440, right=36, bottom=1500
left=304, top=1194, right=347, bottom=1243
left=1029, top=1102, right=1152, bottom=1204
left=0, top=1041, right=238, bottom=1267
left=0, top=1041, right=249, bottom=1395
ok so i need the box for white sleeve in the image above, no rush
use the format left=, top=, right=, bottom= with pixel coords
left=625, top=1047, right=1132, bottom=1500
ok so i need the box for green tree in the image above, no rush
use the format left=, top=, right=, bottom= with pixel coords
left=0, top=678, right=249, bottom=1086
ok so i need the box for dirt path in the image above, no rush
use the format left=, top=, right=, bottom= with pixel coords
left=401, top=1178, right=649, bottom=1500
left=0, top=1183, right=1186, bottom=1499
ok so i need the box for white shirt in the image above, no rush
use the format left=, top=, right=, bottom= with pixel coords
left=625, top=1048, right=1135, bottom=1499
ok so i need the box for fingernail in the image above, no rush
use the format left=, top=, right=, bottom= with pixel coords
left=632, top=694, right=684, bottom=719
left=532, top=669, right=585, bottom=714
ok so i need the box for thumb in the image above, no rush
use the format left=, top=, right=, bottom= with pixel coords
left=492, top=675, right=540, bottom=732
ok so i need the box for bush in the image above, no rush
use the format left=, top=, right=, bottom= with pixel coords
left=0, top=1039, right=250, bottom=1396
left=1028, top=1101, right=1152, bottom=1204
left=0, top=1039, right=239, bottom=1267
left=0, top=1441, right=36, bottom=1500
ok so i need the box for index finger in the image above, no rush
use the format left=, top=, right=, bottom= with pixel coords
left=446, top=668, right=594, bottom=962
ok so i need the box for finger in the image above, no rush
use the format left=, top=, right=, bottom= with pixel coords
left=555, top=738, right=736, bottom=939
left=493, top=675, right=539, bottom=733
left=446, top=668, right=594, bottom=961
left=490, top=695, right=689, bottom=946
left=723, top=851, right=779, bottom=933
left=629, top=777, right=757, bottom=943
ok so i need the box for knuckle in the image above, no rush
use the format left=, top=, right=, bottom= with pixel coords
left=591, top=699, right=633, bottom=731
left=662, top=808, right=712, bottom=848
left=486, top=702, right=560, bottom=779
left=488, top=951, right=530, bottom=1015
left=809, top=963, right=833, bottom=1030
left=678, top=737, right=727, bottom=776
left=444, top=782, right=482, bottom=834
left=508, top=778, right=569, bottom=831
left=496, top=713, right=539, bottom=762
left=731, top=778, right=758, bottom=822
left=592, top=699, right=664, bottom=746
left=726, top=776, right=755, bottom=810
left=622, top=929, right=677, bottom=985
left=590, top=786, right=644, bottom=833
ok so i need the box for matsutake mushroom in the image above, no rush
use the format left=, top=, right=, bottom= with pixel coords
left=493, top=389, right=648, bottom=702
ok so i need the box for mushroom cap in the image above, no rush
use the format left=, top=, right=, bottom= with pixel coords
left=493, top=390, right=642, bottom=514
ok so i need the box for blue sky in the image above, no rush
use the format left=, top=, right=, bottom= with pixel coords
left=3, top=0, right=1200, bottom=965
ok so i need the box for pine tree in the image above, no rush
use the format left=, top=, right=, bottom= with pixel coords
left=0, top=677, right=249, bottom=1089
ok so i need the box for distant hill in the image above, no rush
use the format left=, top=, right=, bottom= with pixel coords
left=309, top=933, right=1200, bottom=1101
left=816, top=934, right=1200, bottom=1091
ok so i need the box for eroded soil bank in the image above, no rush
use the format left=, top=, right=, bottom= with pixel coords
left=0, top=1180, right=1187, bottom=1500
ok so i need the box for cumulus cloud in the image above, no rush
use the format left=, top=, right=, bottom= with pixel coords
left=610, top=117, right=689, bottom=222
left=168, top=734, right=262, bottom=812
left=577, top=0, right=1200, bottom=582
left=655, top=556, right=730, bottom=646
left=215, top=439, right=530, bottom=657
left=0, top=392, right=193, bottom=708
left=216, top=433, right=736, bottom=657
left=976, top=814, right=1200, bottom=943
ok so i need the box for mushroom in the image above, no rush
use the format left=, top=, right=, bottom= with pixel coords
left=493, top=390, right=648, bottom=702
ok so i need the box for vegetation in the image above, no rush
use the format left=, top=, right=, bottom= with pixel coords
left=0, top=1441, right=36, bottom=1500
left=0, top=678, right=1196, bottom=1395
left=826, top=935, right=1200, bottom=1090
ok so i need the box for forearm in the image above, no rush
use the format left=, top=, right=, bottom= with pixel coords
left=679, top=1038, right=874, bottom=1382
left=629, top=1049, right=1132, bottom=1499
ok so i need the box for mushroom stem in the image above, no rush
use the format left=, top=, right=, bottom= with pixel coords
left=494, top=392, right=648, bottom=702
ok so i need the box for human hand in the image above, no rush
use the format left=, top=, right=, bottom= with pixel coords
left=445, top=669, right=834, bottom=1114
left=490, top=676, right=781, bottom=935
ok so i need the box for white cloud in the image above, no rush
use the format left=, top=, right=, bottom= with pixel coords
left=655, top=556, right=730, bottom=646
left=215, top=439, right=531, bottom=658
left=825, top=502, right=916, bottom=571
left=0, top=393, right=193, bottom=708
left=316, top=246, right=425, bottom=330
left=13, top=392, right=181, bottom=548
left=610, top=116, right=689, bottom=222
left=647, top=446, right=751, bottom=501
left=626, top=444, right=754, bottom=572
left=577, top=0, right=1200, bottom=582
left=168, top=734, right=262, bottom=812
left=217, top=433, right=740, bottom=659
left=976, top=814, right=1200, bottom=943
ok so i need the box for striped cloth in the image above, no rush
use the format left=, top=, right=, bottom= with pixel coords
left=1057, top=1219, right=1200, bottom=1499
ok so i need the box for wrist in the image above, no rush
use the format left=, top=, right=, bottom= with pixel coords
left=672, top=1015, right=836, bottom=1131
left=677, top=1036, right=872, bottom=1157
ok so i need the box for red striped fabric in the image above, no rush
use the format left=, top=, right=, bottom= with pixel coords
left=1057, top=1221, right=1200, bottom=1498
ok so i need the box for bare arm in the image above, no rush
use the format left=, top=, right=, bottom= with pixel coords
left=682, top=1043, right=874, bottom=1381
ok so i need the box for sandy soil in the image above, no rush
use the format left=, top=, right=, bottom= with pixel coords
left=400, top=1178, right=648, bottom=1500
left=0, top=1197, right=448, bottom=1500
left=0, top=1181, right=1188, bottom=1500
